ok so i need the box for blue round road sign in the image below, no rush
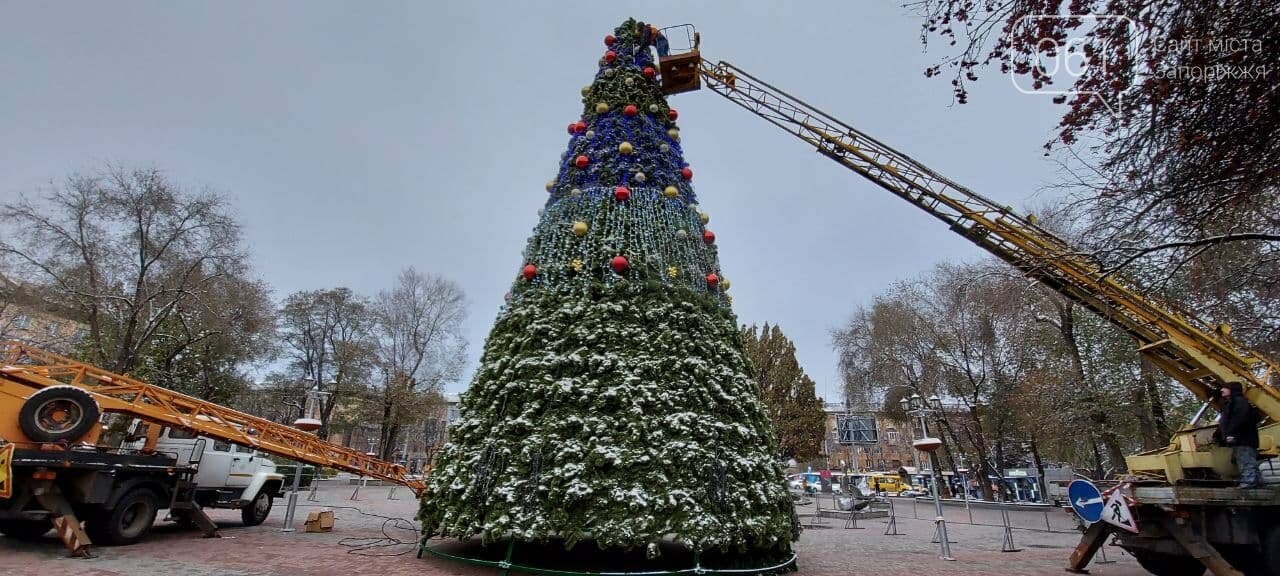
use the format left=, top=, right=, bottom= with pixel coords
left=1068, top=479, right=1105, bottom=524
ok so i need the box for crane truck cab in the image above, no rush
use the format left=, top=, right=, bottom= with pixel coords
left=123, top=423, right=285, bottom=527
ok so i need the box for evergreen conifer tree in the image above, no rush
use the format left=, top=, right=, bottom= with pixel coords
left=741, top=324, right=827, bottom=463
left=418, top=19, right=797, bottom=559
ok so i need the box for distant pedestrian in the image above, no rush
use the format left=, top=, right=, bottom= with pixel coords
left=1218, top=381, right=1263, bottom=488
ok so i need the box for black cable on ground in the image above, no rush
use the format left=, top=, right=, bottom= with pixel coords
left=293, top=503, right=421, bottom=556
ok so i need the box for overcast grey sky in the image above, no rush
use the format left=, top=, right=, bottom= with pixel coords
left=0, top=1, right=1064, bottom=401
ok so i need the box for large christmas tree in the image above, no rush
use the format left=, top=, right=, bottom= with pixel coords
left=419, top=19, right=797, bottom=559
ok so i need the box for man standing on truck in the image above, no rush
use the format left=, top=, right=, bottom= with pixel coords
left=1218, top=381, right=1263, bottom=488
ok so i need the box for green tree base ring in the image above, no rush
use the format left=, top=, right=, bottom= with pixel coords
left=417, top=538, right=798, bottom=576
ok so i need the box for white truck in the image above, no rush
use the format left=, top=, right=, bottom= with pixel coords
left=124, top=424, right=286, bottom=528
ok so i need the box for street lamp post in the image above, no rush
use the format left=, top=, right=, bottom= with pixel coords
left=280, top=398, right=307, bottom=533
left=900, top=392, right=955, bottom=561
left=282, top=386, right=328, bottom=533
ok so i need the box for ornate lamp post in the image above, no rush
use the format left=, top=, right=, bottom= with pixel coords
left=282, top=386, right=329, bottom=533
left=901, top=392, right=955, bottom=561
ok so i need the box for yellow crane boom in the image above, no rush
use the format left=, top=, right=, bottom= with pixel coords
left=671, top=55, right=1279, bottom=482
left=0, top=341, right=425, bottom=494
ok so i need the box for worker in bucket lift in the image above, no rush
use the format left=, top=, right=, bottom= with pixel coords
left=1217, top=381, right=1263, bottom=488
left=635, top=22, right=669, bottom=58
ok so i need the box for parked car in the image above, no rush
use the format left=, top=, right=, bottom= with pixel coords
left=897, top=486, right=930, bottom=497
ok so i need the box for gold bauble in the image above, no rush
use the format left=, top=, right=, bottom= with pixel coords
left=572, top=221, right=588, bottom=237
left=663, top=186, right=679, bottom=199
left=667, top=128, right=680, bottom=141
left=698, top=212, right=710, bottom=224
left=721, top=278, right=731, bottom=291
left=581, top=85, right=591, bottom=96
left=596, top=102, right=610, bottom=114
left=545, top=180, right=555, bottom=192
left=619, top=141, right=634, bottom=155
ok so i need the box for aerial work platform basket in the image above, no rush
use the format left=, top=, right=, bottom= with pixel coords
left=658, top=24, right=701, bottom=95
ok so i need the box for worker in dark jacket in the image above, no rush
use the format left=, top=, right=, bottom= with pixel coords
left=1218, top=382, right=1263, bottom=488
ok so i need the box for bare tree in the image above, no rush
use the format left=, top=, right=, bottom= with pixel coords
left=369, top=268, right=467, bottom=461
left=0, top=165, right=271, bottom=399
left=278, top=287, right=373, bottom=438
left=908, top=0, right=1280, bottom=354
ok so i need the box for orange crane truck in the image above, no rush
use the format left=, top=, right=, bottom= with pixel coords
left=0, top=341, right=426, bottom=557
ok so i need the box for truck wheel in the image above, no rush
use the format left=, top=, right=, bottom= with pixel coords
left=87, top=487, right=158, bottom=545
left=1131, top=550, right=1206, bottom=576
left=241, top=491, right=273, bottom=526
left=0, top=518, right=52, bottom=540
left=19, top=386, right=101, bottom=443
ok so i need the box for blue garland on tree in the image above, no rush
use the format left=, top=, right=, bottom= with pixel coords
left=419, top=18, right=798, bottom=563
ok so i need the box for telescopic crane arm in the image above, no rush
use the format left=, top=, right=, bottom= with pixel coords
left=687, top=57, right=1280, bottom=426
left=0, top=342, right=426, bottom=494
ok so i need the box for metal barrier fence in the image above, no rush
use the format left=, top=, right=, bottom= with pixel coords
left=904, top=495, right=1080, bottom=534
left=792, top=490, right=1082, bottom=535
left=789, top=489, right=1104, bottom=562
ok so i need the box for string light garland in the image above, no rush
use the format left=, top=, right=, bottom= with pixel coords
left=418, top=19, right=793, bottom=565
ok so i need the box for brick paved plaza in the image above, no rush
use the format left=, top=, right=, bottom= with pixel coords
left=4, top=482, right=1151, bottom=576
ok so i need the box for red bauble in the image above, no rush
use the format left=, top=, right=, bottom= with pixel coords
left=604, top=35, right=616, bottom=46
left=681, top=167, right=693, bottom=180
left=522, top=264, right=538, bottom=281
left=567, top=122, right=575, bottom=135
left=643, top=66, right=656, bottom=79
left=575, top=155, right=590, bottom=169
left=703, top=230, right=716, bottom=245
left=574, top=121, right=587, bottom=133
left=614, top=185, right=631, bottom=202
left=604, top=51, right=617, bottom=64
left=624, top=104, right=638, bottom=117
left=706, top=273, right=720, bottom=288
left=667, top=108, right=679, bottom=121
left=611, top=255, right=629, bottom=274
